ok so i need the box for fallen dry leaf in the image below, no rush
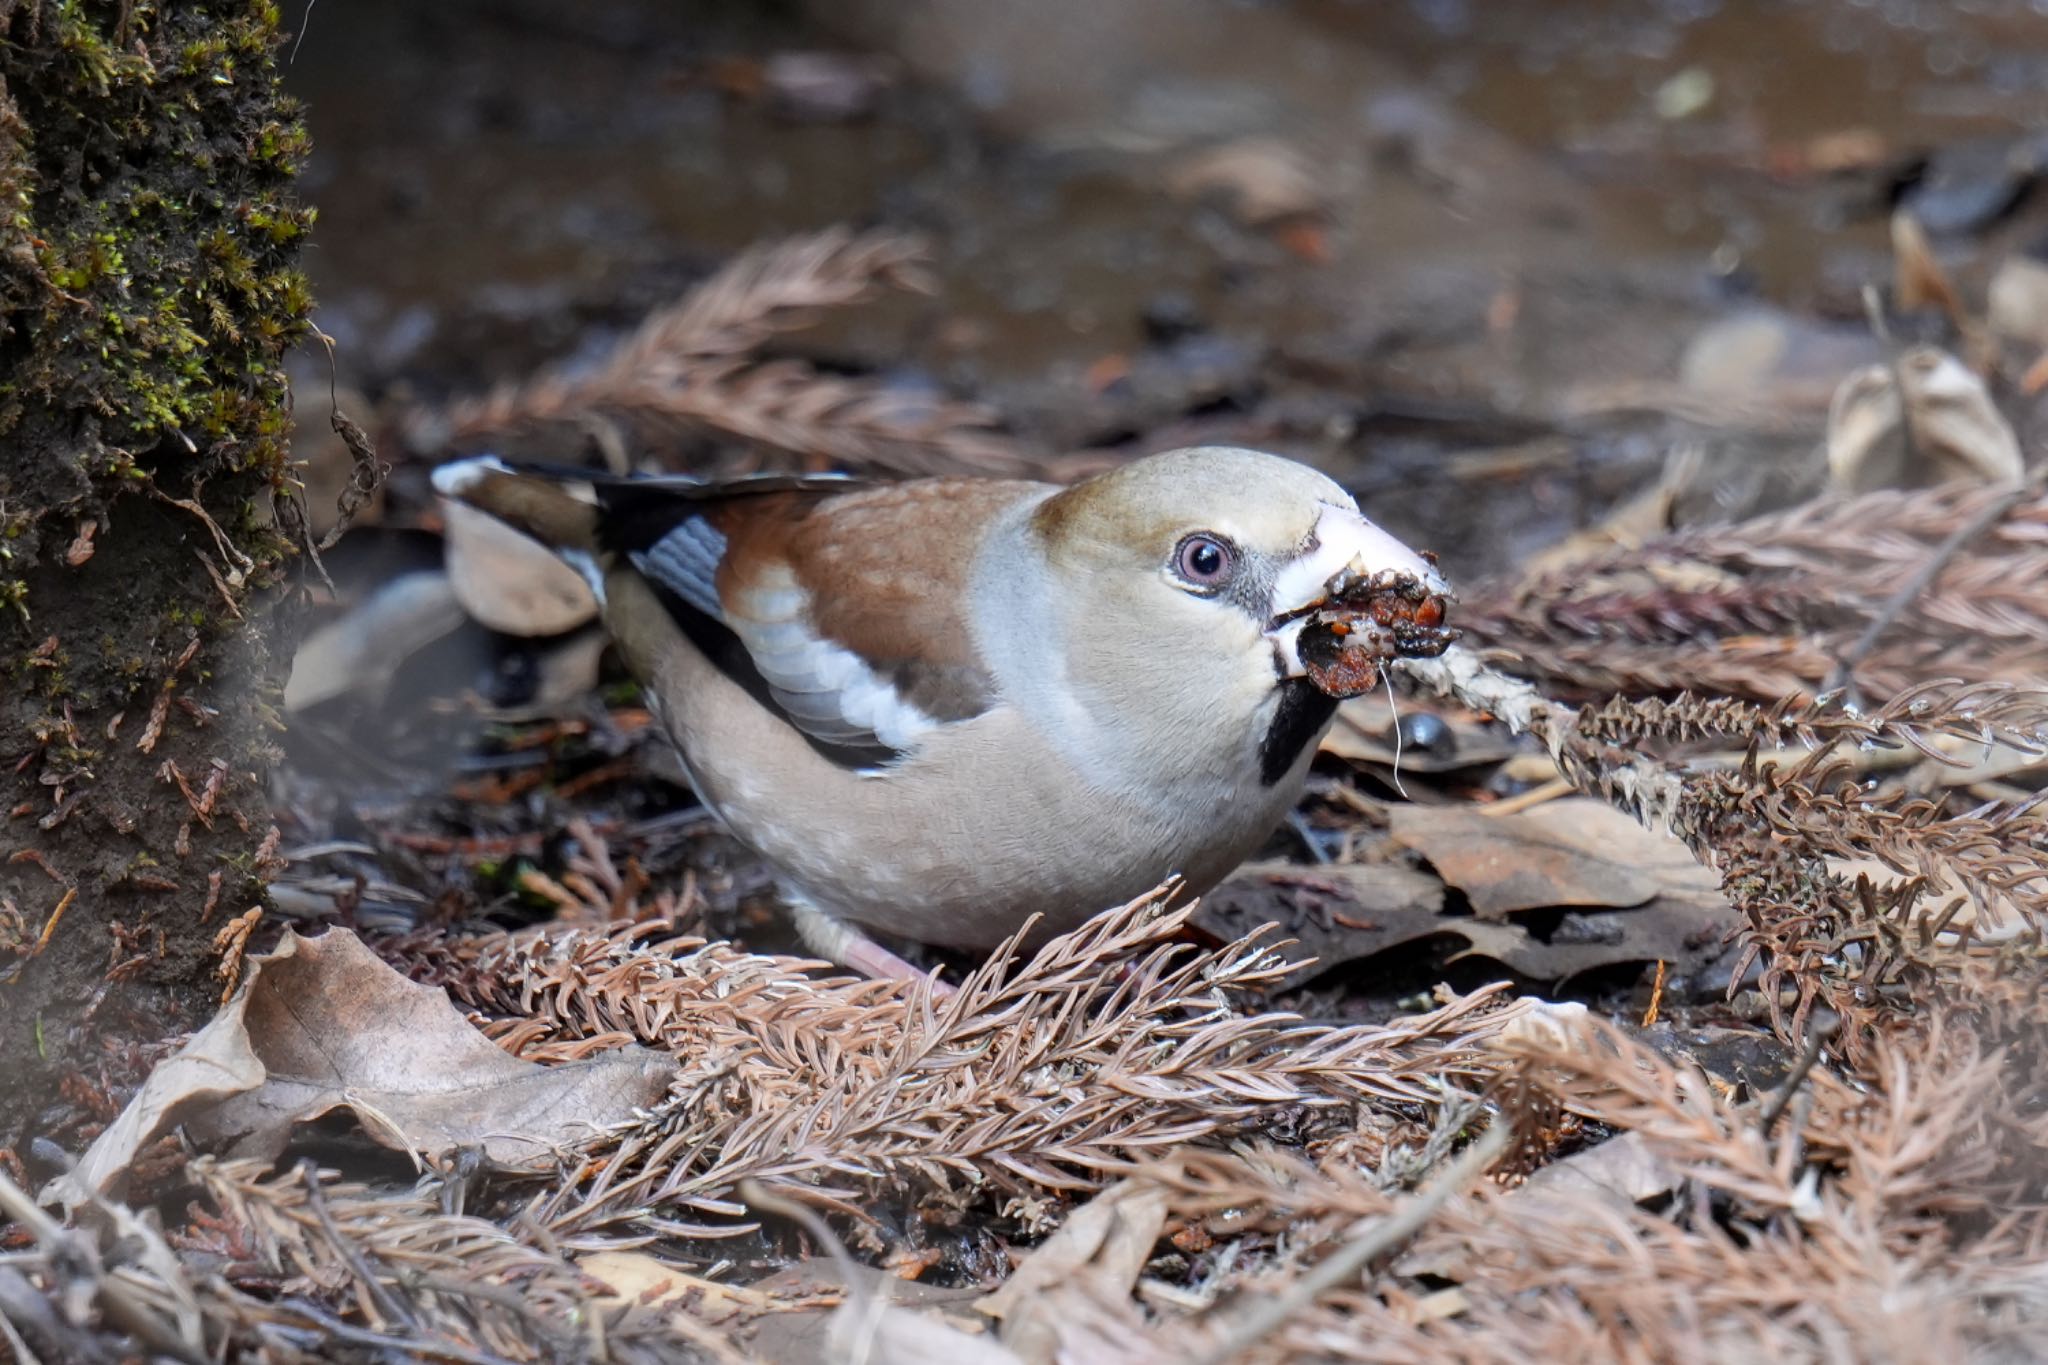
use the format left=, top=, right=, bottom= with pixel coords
left=1202, top=860, right=1728, bottom=988
left=1162, top=136, right=1327, bottom=227
left=1197, top=860, right=1446, bottom=989
left=1319, top=700, right=1517, bottom=774
left=1518, top=1130, right=1681, bottom=1207
left=1890, top=211, right=1969, bottom=329
left=192, top=929, right=672, bottom=1169
left=1447, top=903, right=1727, bottom=981
left=581, top=1249, right=704, bottom=1311
left=980, top=1178, right=1170, bottom=1364
left=1988, top=251, right=2048, bottom=351
left=43, top=977, right=267, bottom=1206
left=440, top=494, right=599, bottom=636
left=1825, top=346, right=2022, bottom=493
left=50, top=928, right=672, bottom=1206
left=1201, top=803, right=1732, bottom=987
left=1388, top=799, right=1721, bottom=920
left=745, top=1262, right=1012, bottom=1365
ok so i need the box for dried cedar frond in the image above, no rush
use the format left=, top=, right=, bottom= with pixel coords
left=1460, top=480, right=2048, bottom=701
left=1091, top=1007, right=2048, bottom=1365
left=427, top=226, right=1037, bottom=477
left=188, top=1158, right=614, bottom=1359
left=610, top=227, right=932, bottom=363
left=0, top=1159, right=731, bottom=1365
left=1400, top=650, right=2048, bottom=1061
left=382, top=889, right=1533, bottom=1245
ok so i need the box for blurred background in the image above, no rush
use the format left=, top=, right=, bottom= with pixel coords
left=274, top=0, right=2048, bottom=975
left=286, top=0, right=2048, bottom=560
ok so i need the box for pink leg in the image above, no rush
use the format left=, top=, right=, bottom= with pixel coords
left=786, top=895, right=956, bottom=998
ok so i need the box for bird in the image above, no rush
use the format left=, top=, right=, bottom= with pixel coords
left=432, top=446, right=1450, bottom=986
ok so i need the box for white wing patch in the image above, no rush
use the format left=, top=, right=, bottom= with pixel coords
left=729, top=565, right=942, bottom=755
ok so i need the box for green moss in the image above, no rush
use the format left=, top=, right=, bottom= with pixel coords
left=1, top=0, right=312, bottom=514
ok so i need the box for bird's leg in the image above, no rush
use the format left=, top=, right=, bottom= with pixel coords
left=785, top=892, right=956, bottom=998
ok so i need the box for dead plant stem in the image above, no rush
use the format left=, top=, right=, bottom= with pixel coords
left=1191, top=1122, right=1510, bottom=1365
left=1758, top=1011, right=1839, bottom=1132
left=1823, top=467, right=2048, bottom=696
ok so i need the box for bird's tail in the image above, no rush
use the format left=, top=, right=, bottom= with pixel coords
left=430, top=456, right=602, bottom=554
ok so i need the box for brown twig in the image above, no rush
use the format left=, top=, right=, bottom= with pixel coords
left=30, top=887, right=75, bottom=958
left=1190, top=1122, right=1510, bottom=1365
left=296, top=1159, right=417, bottom=1332
left=1758, top=1010, right=1840, bottom=1132
left=317, top=407, right=386, bottom=553
left=1822, top=467, right=2048, bottom=697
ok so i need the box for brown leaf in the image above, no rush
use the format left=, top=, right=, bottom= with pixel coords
left=1388, top=799, right=1720, bottom=920
left=439, top=496, right=599, bottom=636
left=1203, top=803, right=1732, bottom=986
left=581, top=1249, right=701, bottom=1310
left=1891, top=210, right=1967, bottom=326
left=53, top=928, right=673, bottom=1204
left=1825, top=346, right=2022, bottom=493
left=1988, top=252, right=2048, bottom=351
left=44, top=977, right=267, bottom=1206
left=1447, top=901, right=1728, bottom=981
left=193, top=929, right=672, bottom=1170
left=979, top=1178, right=1170, bottom=1364
left=1516, top=1130, right=1682, bottom=1207
left=745, top=1262, right=1014, bottom=1365
left=1318, top=700, right=1517, bottom=774
left=1196, top=860, right=1446, bottom=989
left=1162, top=137, right=1328, bottom=226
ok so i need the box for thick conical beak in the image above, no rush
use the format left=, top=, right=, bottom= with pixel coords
left=1265, top=502, right=1449, bottom=677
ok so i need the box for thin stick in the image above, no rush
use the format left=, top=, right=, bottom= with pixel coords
left=29, top=887, right=75, bottom=958
left=1823, top=469, right=2048, bottom=697
left=1482, top=776, right=1574, bottom=818
left=1758, top=1010, right=1840, bottom=1132
left=1191, top=1122, right=1509, bottom=1365
left=298, top=1160, right=416, bottom=1333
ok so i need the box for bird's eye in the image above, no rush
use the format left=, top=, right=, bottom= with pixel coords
left=1172, top=533, right=1236, bottom=589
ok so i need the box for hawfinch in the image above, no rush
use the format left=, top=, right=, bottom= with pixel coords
left=432, top=447, right=1450, bottom=985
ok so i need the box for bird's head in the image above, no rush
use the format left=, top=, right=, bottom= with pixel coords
left=1010, top=446, right=1452, bottom=790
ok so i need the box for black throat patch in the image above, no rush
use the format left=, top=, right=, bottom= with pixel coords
left=1258, top=678, right=1339, bottom=786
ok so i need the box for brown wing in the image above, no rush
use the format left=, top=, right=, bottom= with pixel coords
left=596, top=472, right=1044, bottom=765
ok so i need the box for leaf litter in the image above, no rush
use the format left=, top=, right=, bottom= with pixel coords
left=18, top=216, right=2048, bottom=1364
left=49, top=927, right=674, bottom=1208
